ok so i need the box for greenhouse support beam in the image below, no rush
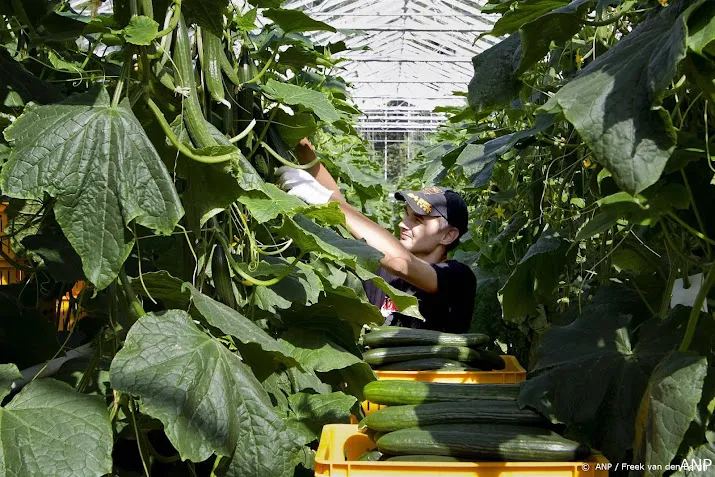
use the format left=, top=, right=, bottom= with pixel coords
left=340, top=55, right=474, bottom=62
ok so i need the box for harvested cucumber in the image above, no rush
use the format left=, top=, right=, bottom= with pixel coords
left=364, top=380, right=520, bottom=406
left=362, top=346, right=480, bottom=366
left=365, top=327, right=489, bottom=348
left=358, top=400, right=548, bottom=432
left=377, top=358, right=469, bottom=371
left=376, top=424, right=591, bottom=461
left=356, top=450, right=384, bottom=461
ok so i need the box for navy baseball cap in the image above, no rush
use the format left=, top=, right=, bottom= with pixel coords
left=395, top=186, right=469, bottom=236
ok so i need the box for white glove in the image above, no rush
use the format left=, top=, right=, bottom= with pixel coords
left=277, top=166, right=334, bottom=205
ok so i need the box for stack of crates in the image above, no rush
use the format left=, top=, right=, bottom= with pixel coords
left=0, top=202, right=24, bottom=285
left=330, top=355, right=609, bottom=476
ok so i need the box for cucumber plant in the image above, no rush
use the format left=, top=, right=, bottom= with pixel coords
left=0, top=1, right=409, bottom=476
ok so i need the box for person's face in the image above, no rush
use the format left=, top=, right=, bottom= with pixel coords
left=398, top=205, right=454, bottom=254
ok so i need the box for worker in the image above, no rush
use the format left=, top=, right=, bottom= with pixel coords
left=277, top=139, right=476, bottom=333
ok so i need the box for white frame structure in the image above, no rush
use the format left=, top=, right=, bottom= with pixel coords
left=282, top=1, right=499, bottom=179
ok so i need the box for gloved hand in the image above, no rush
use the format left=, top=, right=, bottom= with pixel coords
left=277, top=166, right=334, bottom=205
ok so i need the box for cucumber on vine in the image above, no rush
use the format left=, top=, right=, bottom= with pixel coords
left=200, top=28, right=228, bottom=107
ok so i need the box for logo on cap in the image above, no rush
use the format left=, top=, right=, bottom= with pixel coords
left=422, top=187, right=443, bottom=195
left=407, top=192, right=432, bottom=214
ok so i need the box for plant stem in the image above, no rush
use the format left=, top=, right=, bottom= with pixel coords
left=112, top=53, right=132, bottom=107
left=156, top=0, right=182, bottom=38
left=260, top=141, right=321, bottom=169
left=128, top=398, right=152, bottom=477
left=246, top=107, right=278, bottom=161
left=213, top=230, right=305, bottom=286
left=668, top=212, right=715, bottom=246
left=678, top=266, right=715, bottom=352
left=145, top=96, right=236, bottom=163
left=229, top=118, right=257, bottom=143
left=681, top=169, right=711, bottom=258
left=118, top=268, right=146, bottom=319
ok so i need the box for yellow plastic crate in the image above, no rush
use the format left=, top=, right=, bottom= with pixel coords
left=0, top=265, right=23, bottom=285
left=315, top=424, right=609, bottom=477
left=360, top=355, right=526, bottom=416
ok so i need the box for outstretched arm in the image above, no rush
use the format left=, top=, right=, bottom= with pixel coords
left=333, top=197, right=439, bottom=293
left=288, top=138, right=439, bottom=292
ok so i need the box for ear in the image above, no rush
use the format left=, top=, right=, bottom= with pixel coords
left=440, top=226, right=460, bottom=247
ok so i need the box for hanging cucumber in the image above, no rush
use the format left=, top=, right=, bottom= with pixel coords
left=200, top=28, right=229, bottom=107
left=220, top=44, right=241, bottom=87
left=212, top=241, right=236, bottom=309
left=236, top=46, right=257, bottom=131
left=173, top=14, right=216, bottom=148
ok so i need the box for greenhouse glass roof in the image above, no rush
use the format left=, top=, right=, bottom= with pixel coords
left=283, top=0, right=499, bottom=133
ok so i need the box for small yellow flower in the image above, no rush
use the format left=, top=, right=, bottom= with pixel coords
left=495, top=204, right=505, bottom=219
left=658, top=0, right=668, bottom=6
left=575, top=54, right=583, bottom=67
left=583, top=158, right=597, bottom=169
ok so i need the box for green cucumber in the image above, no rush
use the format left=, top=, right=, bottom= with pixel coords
left=219, top=44, right=241, bottom=86
left=362, top=346, right=480, bottom=366
left=212, top=242, right=236, bottom=309
left=377, top=358, right=468, bottom=371
left=364, top=327, right=490, bottom=348
left=363, top=380, right=520, bottom=406
left=173, top=14, right=216, bottom=148
left=355, top=450, right=383, bottom=461
left=358, top=400, right=548, bottom=432
left=236, top=47, right=256, bottom=131
left=200, top=28, right=226, bottom=105
left=376, top=424, right=591, bottom=461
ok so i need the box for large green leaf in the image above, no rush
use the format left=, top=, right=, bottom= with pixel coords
left=0, top=88, right=184, bottom=290
left=488, top=0, right=571, bottom=37
left=456, top=115, right=554, bottom=187
left=276, top=214, right=383, bottom=271
left=467, top=34, right=522, bottom=114
left=518, top=304, right=707, bottom=462
left=686, top=2, right=715, bottom=56
left=278, top=328, right=362, bottom=373
left=517, top=0, right=594, bottom=72
left=539, top=2, right=694, bottom=194
left=575, top=183, right=690, bottom=241
left=0, top=364, right=21, bottom=401
left=275, top=109, right=318, bottom=147
left=131, top=271, right=190, bottom=310
left=263, top=9, right=336, bottom=33
left=237, top=183, right=342, bottom=224
left=261, top=80, right=340, bottom=123
left=0, top=379, right=112, bottom=477
left=110, top=310, right=293, bottom=473
left=498, top=229, right=572, bottom=325
left=185, top=283, right=298, bottom=366
left=633, top=352, right=708, bottom=475
left=285, top=391, right=356, bottom=445
left=122, top=15, right=158, bottom=45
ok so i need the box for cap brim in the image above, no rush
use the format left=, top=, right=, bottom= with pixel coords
left=395, top=190, right=441, bottom=217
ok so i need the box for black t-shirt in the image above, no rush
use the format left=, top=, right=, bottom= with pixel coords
left=363, top=260, right=477, bottom=333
